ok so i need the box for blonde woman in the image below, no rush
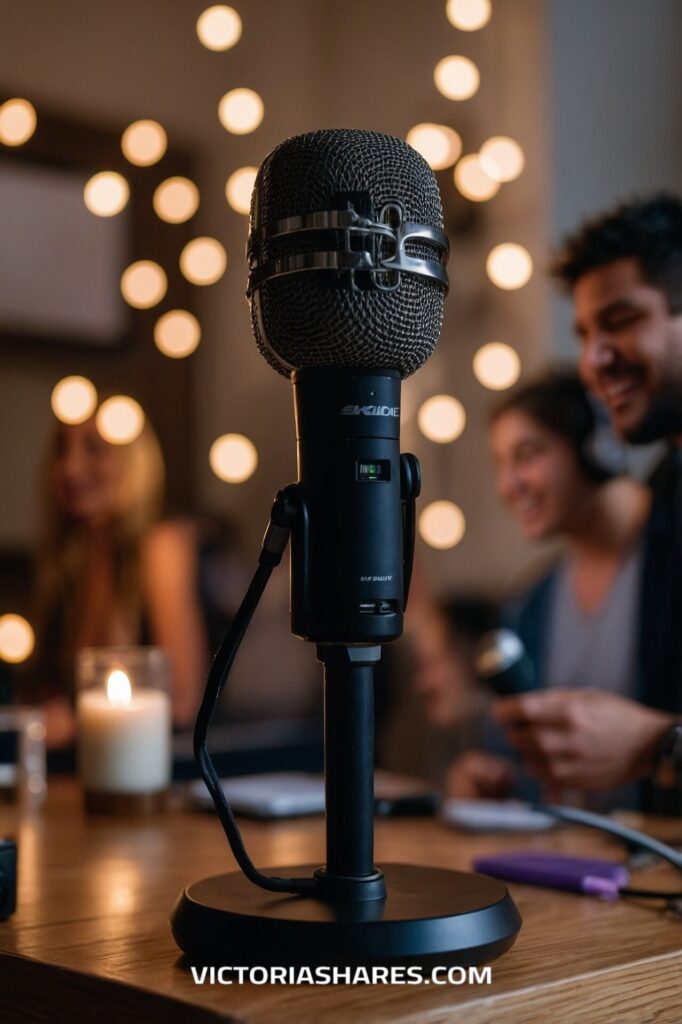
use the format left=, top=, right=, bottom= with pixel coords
left=28, top=414, right=208, bottom=749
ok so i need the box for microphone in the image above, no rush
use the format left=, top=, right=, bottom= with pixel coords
left=172, top=129, right=521, bottom=970
left=247, top=128, right=449, bottom=645
left=474, top=629, right=537, bottom=697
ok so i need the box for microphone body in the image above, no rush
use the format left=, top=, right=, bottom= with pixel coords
left=291, top=367, right=405, bottom=644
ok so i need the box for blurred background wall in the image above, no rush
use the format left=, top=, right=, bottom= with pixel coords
left=1, top=0, right=681, bottom=603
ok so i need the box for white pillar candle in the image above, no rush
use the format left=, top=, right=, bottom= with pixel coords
left=77, top=669, right=171, bottom=793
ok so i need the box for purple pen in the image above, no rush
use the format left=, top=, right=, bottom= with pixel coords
left=474, top=851, right=629, bottom=899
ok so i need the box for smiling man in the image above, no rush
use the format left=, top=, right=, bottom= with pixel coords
left=495, top=195, right=682, bottom=804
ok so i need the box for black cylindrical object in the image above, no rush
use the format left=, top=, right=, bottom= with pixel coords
left=474, top=629, right=537, bottom=697
left=0, top=837, right=17, bottom=920
left=319, top=646, right=378, bottom=881
left=291, top=367, right=403, bottom=645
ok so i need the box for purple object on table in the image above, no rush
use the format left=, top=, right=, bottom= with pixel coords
left=474, top=850, right=629, bottom=899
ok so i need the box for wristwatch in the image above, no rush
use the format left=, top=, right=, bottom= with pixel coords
left=654, top=723, right=682, bottom=788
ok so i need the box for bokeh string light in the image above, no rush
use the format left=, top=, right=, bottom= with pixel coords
left=180, top=237, right=227, bottom=285
left=83, top=171, right=129, bottom=217
left=405, top=124, right=462, bottom=171
left=418, top=395, right=466, bottom=443
left=225, top=166, right=258, bottom=214
left=486, top=243, right=533, bottom=289
left=121, top=119, right=167, bottom=166
left=445, top=0, right=492, bottom=31
left=454, top=153, right=500, bottom=201
left=434, top=56, right=480, bottom=100
left=120, top=260, right=168, bottom=308
left=218, top=88, right=264, bottom=134
left=479, top=136, right=525, bottom=182
left=0, top=614, right=35, bottom=664
left=419, top=501, right=466, bottom=549
left=51, top=376, right=98, bottom=425
left=154, top=310, right=201, bottom=358
left=96, top=396, right=145, bottom=445
left=153, top=177, right=200, bottom=224
left=0, top=98, right=36, bottom=146
left=209, top=434, right=258, bottom=483
left=473, top=342, right=521, bottom=390
left=196, top=5, right=242, bottom=51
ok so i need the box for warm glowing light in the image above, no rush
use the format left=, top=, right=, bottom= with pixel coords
left=154, top=310, right=201, bottom=358
left=473, top=342, right=521, bottom=390
left=83, top=171, right=129, bottom=217
left=0, top=98, right=37, bottom=146
left=434, top=56, right=480, bottom=100
left=406, top=123, right=462, bottom=171
left=121, top=120, right=167, bottom=167
left=225, top=166, right=257, bottom=214
left=218, top=88, right=264, bottom=134
left=486, top=243, right=533, bottom=289
left=180, top=237, right=227, bottom=285
left=51, top=376, right=98, bottom=425
left=106, top=669, right=132, bottom=707
left=480, top=136, right=525, bottom=182
left=209, top=433, right=258, bottom=483
left=0, top=614, right=35, bottom=664
left=153, top=176, right=199, bottom=224
left=96, top=396, right=145, bottom=445
left=418, top=395, right=466, bottom=443
left=196, top=5, right=242, bottom=50
left=454, top=154, right=500, bottom=201
left=446, top=0, right=491, bottom=31
left=419, top=501, right=466, bottom=549
left=120, top=260, right=168, bottom=308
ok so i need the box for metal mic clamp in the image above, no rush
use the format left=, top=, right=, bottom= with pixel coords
left=400, top=452, right=421, bottom=609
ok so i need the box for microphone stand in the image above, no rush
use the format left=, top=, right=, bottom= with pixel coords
left=171, top=371, right=521, bottom=967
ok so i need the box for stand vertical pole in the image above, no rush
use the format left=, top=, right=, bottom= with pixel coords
left=317, top=645, right=381, bottom=881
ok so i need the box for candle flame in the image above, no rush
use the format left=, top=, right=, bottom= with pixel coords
left=106, top=669, right=132, bottom=707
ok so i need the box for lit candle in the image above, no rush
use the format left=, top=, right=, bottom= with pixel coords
left=77, top=668, right=171, bottom=794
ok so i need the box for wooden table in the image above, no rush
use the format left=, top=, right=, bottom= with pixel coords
left=0, top=779, right=680, bottom=1023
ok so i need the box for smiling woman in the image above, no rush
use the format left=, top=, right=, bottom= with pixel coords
left=454, top=370, right=657, bottom=809
left=24, top=414, right=210, bottom=751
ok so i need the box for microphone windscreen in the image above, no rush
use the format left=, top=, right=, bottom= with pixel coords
left=248, top=129, right=447, bottom=379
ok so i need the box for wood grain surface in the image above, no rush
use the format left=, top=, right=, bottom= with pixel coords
left=0, top=779, right=680, bottom=1023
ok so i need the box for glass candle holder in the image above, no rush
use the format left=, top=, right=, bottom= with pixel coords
left=76, top=647, right=171, bottom=814
left=0, top=707, right=46, bottom=808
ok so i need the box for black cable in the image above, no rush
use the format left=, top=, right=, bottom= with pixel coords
left=194, top=546, right=317, bottom=896
left=539, top=804, right=682, bottom=901
left=619, top=887, right=682, bottom=900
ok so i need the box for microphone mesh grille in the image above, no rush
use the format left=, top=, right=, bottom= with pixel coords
left=249, top=129, right=446, bottom=378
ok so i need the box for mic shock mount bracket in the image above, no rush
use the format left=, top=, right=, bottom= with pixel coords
left=247, top=200, right=450, bottom=296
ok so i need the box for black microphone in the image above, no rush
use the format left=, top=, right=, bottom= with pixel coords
left=474, top=628, right=537, bottom=697
left=172, top=130, right=521, bottom=970
left=247, top=128, right=449, bottom=645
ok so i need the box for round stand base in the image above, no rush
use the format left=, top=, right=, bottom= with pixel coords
left=171, top=863, right=521, bottom=968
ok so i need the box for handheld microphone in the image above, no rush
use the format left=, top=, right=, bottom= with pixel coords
left=247, top=128, right=449, bottom=644
left=474, top=628, right=537, bottom=697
